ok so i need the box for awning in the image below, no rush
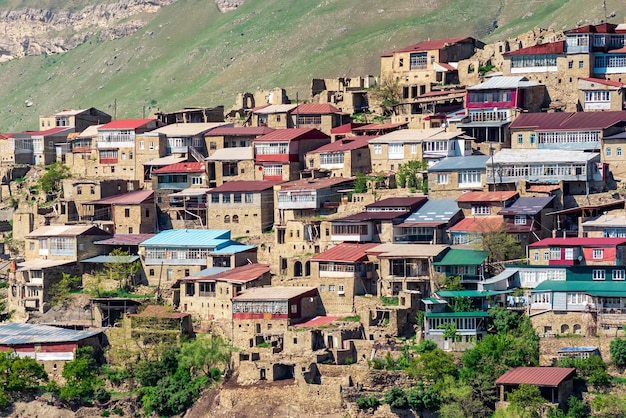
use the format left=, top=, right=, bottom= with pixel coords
left=144, top=156, right=187, bottom=166
left=457, top=120, right=509, bottom=128
left=16, top=259, right=75, bottom=272
left=422, top=297, right=448, bottom=305
left=168, top=188, right=210, bottom=197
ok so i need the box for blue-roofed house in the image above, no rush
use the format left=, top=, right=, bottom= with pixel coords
left=499, top=195, right=555, bottom=247
left=394, top=199, right=463, bottom=244
left=428, top=155, right=490, bottom=199
left=138, top=229, right=257, bottom=285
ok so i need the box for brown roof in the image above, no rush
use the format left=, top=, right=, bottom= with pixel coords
left=510, top=111, right=626, bottom=131
left=152, top=162, right=205, bottom=174
left=205, top=126, right=275, bottom=137
left=456, top=191, right=518, bottom=203
left=253, top=128, right=330, bottom=142
left=307, top=136, right=375, bottom=154
left=312, top=243, right=380, bottom=262
left=95, top=234, right=156, bottom=246
left=181, top=263, right=271, bottom=283
left=86, top=190, right=153, bottom=205
left=495, top=367, right=575, bottom=387
left=293, top=103, right=343, bottom=114
left=447, top=217, right=504, bottom=233
left=580, top=77, right=625, bottom=88
left=278, top=176, right=353, bottom=191
left=503, top=41, right=565, bottom=56
left=330, top=122, right=369, bottom=134
left=367, top=196, right=427, bottom=209
left=382, top=37, right=472, bottom=56
left=527, top=185, right=561, bottom=193
left=352, top=123, right=408, bottom=132
left=130, top=305, right=189, bottom=319
left=565, top=23, right=617, bottom=34
left=207, top=181, right=283, bottom=193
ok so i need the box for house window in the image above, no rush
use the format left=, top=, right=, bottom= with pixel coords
left=224, top=215, right=231, bottom=223
left=76, top=186, right=82, bottom=195
left=532, top=293, right=550, bottom=304
left=593, top=249, right=604, bottom=259
left=410, top=143, right=418, bottom=154
left=565, top=248, right=574, bottom=260
left=211, top=194, right=219, bottom=203
left=50, top=237, right=74, bottom=255
left=618, top=148, right=623, bottom=157
left=517, top=134, right=523, bottom=144
left=139, top=141, right=145, bottom=150
left=529, top=133, right=536, bottom=144
left=149, top=269, right=155, bottom=276
left=129, top=151, right=133, bottom=159
left=222, top=193, right=231, bottom=203
left=90, top=186, right=95, bottom=194
left=568, top=293, right=586, bottom=304
left=245, top=193, right=253, bottom=203
left=437, top=174, right=449, bottom=185
left=458, top=170, right=481, bottom=187
left=320, top=284, right=325, bottom=292
left=471, top=205, right=490, bottom=215
left=124, top=208, right=130, bottom=217
left=373, top=144, right=382, bottom=155
left=534, top=251, right=539, bottom=262
left=543, top=251, right=550, bottom=261
left=210, top=141, right=217, bottom=150
left=579, top=61, right=584, bottom=68
left=388, top=143, right=404, bottom=159
left=29, top=242, right=34, bottom=251
left=191, top=176, right=203, bottom=185
left=593, top=269, right=606, bottom=280
left=606, top=148, right=612, bottom=157
left=585, top=91, right=610, bottom=102
left=128, top=227, right=133, bottom=234
left=614, top=270, right=625, bottom=280
left=338, top=284, right=345, bottom=294
left=232, top=215, right=239, bottom=223
left=329, top=284, right=335, bottom=292
left=233, top=193, right=242, bottom=203
left=550, top=248, right=561, bottom=260
left=145, top=208, right=150, bottom=218
left=399, top=58, right=404, bottom=67
left=568, top=61, right=573, bottom=69
left=149, top=142, right=154, bottom=150
left=514, top=215, right=526, bottom=225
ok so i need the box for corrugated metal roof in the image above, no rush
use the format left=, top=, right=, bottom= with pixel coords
left=95, top=234, right=155, bottom=246
left=579, top=77, right=625, bottom=88
left=207, top=180, right=282, bottom=193
left=99, top=119, right=156, bottom=130
left=80, top=255, right=139, bottom=263
left=180, top=263, right=270, bottom=284
left=565, top=22, right=616, bottom=34
left=312, top=243, right=380, bottom=262
left=151, top=122, right=230, bottom=136
left=144, top=155, right=187, bottom=166
left=433, top=249, right=487, bottom=266
left=528, top=237, right=626, bottom=247
left=77, top=124, right=102, bottom=139
left=367, top=196, right=427, bottom=209
left=499, top=196, right=555, bottom=215
left=447, top=217, right=504, bottom=232
left=307, top=136, right=374, bottom=154
left=0, top=323, right=102, bottom=345
left=351, top=123, right=408, bottom=132
left=456, top=191, right=518, bottom=203
left=467, top=76, right=538, bottom=90
left=495, top=367, right=575, bottom=387
left=383, top=37, right=472, bottom=56
left=86, top=190, right=153, bottom=205
left=293, top=103, right=343, bottom=114
left=233, top=286, right=317, bottom=301
left=152, top=162, right=205, bottom=174
left=140, top=229, right=231, bottom=247
left=278, top=176, right=353, bottom=191
left=206, top=147, right=253, bottom=161
left=26, top=225, right=110, bottom=238
left=527, top=185, right=561, bottom=193
left=428, top=155, right=489, bottom=172
left=366, top=243, right=448, bottom=258
left=253, top=104, right=298, bottom=114
left=205, top=126, right=275, bottom=137
left=403, top=199, right=461, bottom=224
left=334, top=211, right=409, bottom=222
left=583, top=213, right=626, bottom=228
left=253, top=128, right=329, bottom=142
left=510, top=111, right=626, bottom=131
left=16, top=259, right=75, bottom=271
left=369, top=128, right=447, bottom=143
left=330, top=122, right=368, bottom=134
left=168, top=188, right=209, bottom=197
left=534, top=279, right=626, bottom=296
left=210, top=244, right=256, bottom=254
left=503, top=41, right=565, bottom=56
left=491, top=149, right=599, bottom=164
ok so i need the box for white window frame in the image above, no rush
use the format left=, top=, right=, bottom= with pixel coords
left=613, top=269, right=625, bottom=280
left=514, top=215, right=526, bottom=225
left=373, top=144, right=382, bottom=155
left=593, top=249, right=604, bottom=259
left=437, top=173, right=449, bottom=185
left=593, top=269, right=606, bottom=280
left=471, top=205, right=490, bottom=215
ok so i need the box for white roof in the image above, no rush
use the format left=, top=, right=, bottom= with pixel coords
left=206, top=147, right=253, bottom=161
left=77, top=124, right=102, bottom=139
left=168, top=188, right=210, bottom=197
left=254, top=104, right=298, bottom=114
left=26, top=224, right=103, bottom=238
left=467, top=76, right=539, bottom=90
left=583, top=213, right=626, bottom=228
left=491, top=149, right=599, bottom=164
left=16, top=259, right=75, bottom=271
left=145, top=155, right=187, bottom=166
left=151, top=122, right=231, bottom=136
left=367, top=243, right=448, bottom=258
left=369, top=128, right=450, bottom=144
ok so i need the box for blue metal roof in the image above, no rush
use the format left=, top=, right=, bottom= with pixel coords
left=80, top=255, right=139, bottom=264
left=211, top=244, right=256, bottom=254
left=403, top=199, right=461, bottom=224
left=499, top=196, right=555, bottom=216
left=0, top=323, right=102, bottom=345
left=428, top=155, right=490, bottom=172
left=558, top=346, right=599, bottom=353
left=140, top=229, right=232, bottom=247
left=192, top=267, right=230, bottom=276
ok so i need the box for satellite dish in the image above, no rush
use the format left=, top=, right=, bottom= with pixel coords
left=578, top=255, right=583, bottom=261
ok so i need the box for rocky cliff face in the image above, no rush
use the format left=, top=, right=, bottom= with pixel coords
left=0, top=0, right=177, bottom=62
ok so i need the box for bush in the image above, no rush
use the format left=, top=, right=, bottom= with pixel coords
left=384, top=387, right=408, bottom=409
left=356, top=396, right=380, bottom=410
left=610, top=337, right=626, bottom=368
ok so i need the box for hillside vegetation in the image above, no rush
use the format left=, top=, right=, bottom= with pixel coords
left=0, top=0, right=621, bottom=132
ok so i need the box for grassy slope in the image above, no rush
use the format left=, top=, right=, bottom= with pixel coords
left=0, top=0, right=621, bottom=132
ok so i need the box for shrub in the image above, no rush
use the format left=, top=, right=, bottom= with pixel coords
left=356, top=396, right=380, bottom=410
left=610, top=337, right=626, bottom=368
left=384, top=387, right=408, bottom=409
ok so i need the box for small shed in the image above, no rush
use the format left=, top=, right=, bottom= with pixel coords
left=558, top=346, right=600, bottom=360
left=495, top=366, right=575, bottom=408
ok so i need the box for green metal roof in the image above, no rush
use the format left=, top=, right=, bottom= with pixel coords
left=422, top=297, right=448, bottom=305
left=533, top=280, right=626, bottom=296
left=436, top=290, right=511, bottom=298
left=424, top=311, right=490, bottom=318
left=433, top=249, right=488, bottom=266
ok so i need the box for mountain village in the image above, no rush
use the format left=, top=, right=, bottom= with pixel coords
left=4, top=19, right=626, bottom=418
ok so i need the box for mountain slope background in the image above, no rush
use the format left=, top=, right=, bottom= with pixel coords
left=0, top=0, right=621, bottom=132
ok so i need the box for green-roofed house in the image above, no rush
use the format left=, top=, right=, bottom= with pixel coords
left=433, top=248, right=488, bottom=289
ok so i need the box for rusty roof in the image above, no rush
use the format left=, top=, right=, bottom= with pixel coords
left=130, top=305, right=189, bottom=319
left=95, top=234, right=156, bottom=246
left=510, top=111, right=626, bottom=131
left=293, top=103, right=343, bottom=114
left=207, top=180, right=283, bottom=193
left=152, top=162, right=205, bottom=174
left=495, top=367, right=575, bottom=387
left=579, top=77, right=625, bottom=88
left=456, top=191, right=518, bottom=203
left=307, top=136, right=375, bottom=154
left=253, top=128, right=330, bottom=142
left=503, top=41, right=565, bottom=56
left=85, top=190, right=153, bottom=205
left=312, top=243, right=380, bottom=262
left=447, top=217, right=504, bottom=233
left=233, top=286, right=317, bottom=301
left=205, top=126, right=275, bottom=137
left=180, top=263, right=271, bottom=283
left=382, top=37, right=473, bottom=56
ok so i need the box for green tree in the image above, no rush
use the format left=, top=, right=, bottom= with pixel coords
left=101, top=248, right=141, bottom=289
left=384, top=387, right=407, bottom=409
left=478, top=225, right=522, bottom=273
left=49, top=273, right=81, bottom=307
left=489, top=307, right=521, bottom=334
left=507, top=384, right=546, bottom=418
left=443, top=275, right=465, bottom=290
left=590, top=394, right=626, bottom=418
left=38, top=162, right=71, bottom=198
left=406, top=383, right=440, bottom=412
left=557, top=355, right=610, bottom=386
left=439, top=323, right=460, bottom=343
left=396, top=160, right=428, bottom=190
left=565, top=396, right=588, bottom=418
left=438, top=376, right=490, bottom=418
left=610, top=337, right=626, bottom=368
left=369, top=76, right=401, bottom=114
left=179, top=335, right=231, bottom=378
left=454, top=296, right=473, bottom=312
left=407, top=347, right=457, bottom=383
left=0, top=350, right=48, bottom=407
left=60, top=346, right=104, bottom=404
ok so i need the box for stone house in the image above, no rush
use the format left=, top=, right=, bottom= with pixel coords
left=155, top=106, right=225, bottom=125
left=14, top=127, right=75, bottom=165
left=309, top=243, right=380, bottom=314
left=455, top=191, right=519, bottom=218
left=81, top=189, right=157, bottom=235
left=127, top=305, right=193, bottom=346
left=204, top=126, right=274, bottom=157
left=495, top=367, right=575, bottom=408
left=499, top=196, right=555, bottom=248
left=288, top=103, right=349, bottom=135
left=390, top=89, right=466, bottom=129
left=304, top=136, right=374, bottom=178
left=527, top=237, right=626, bottom=267
left=39, top=108, right=111, bottom=132
left=9, top=225, right=111, bottom=313
left=150, top=122, right=229, bottom=159
left=428, top=155, right=490, bottom=199
left=380, top=37, right=484, bottom=97
left=577, top=78, right=626, bottom=111
left=206, top=147, right=255, bottom=187
left=582, top=211, right=626, bottom=237
left=172, top=263, right=272, bottom=321
left=207, top=180, right=281, bottom=236
left=253, top=128, right=331, bottom=181
left=138, top=229, right=257, bottom=286
left=251, top=104, right=298, bottom=129
left=231, top=286, right=319, bottom=350
left=394, top=198, right=463, bottom=245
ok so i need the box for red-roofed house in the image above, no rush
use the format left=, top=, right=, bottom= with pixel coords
left=172, top=263, right=272, bottom=321
left=447, top=217, right=505, bottom=245
left=496, top=367, right=575, bottom=408
left=253, top=128, right=331, bottom=181
left=152, top=162, right=207, bottom=189
left=578, top=77, right=626, bottom=111
left=82, top=190, right=156, bottom=235
left=289, top=103, right=349, bottom=135
left=39, top=108, right=111, bottom=133
left=14, top=127, right=75, bottom=165
left=527, top=237, right=626, bottom=266
left=310, top=243, right=379, bottom=313
left=304, top=136, right=375, bottom=177
left=455, top=191, right=519, bottom=217
left=207, top=180, right=282, bottom=235
left=380, top=37, right=484, bottom=98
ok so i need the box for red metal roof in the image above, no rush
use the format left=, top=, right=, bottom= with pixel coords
left=279, top=176, right=353, bottom=191
left=566, top=23, right=617, bottom=34
left=307, top=136, right=375, bottom=154
left=456, top=191, right=518, bottom=203
left=182, top=263, right=271, bottom=283
left=312, top=243, right=380, bottom=262
left=447, top=217, right=503, bottom=233
left=293, top=103, right=342, bottom=114
left=510, top=111, right=626, bottom=131
left=437, top=62, right=456, bottom=71
left=495, top=367, right=575, bottom=387
left=99, top=119, right=156, bottom=130
left=292, top=316, right=340, bottom=328
left=205, top=126, right=275, bottom=137
left=335, top=211, right=409, bottom=222
left=330, top=122, right=369, bottom=134
left=503, top=41, right=565, bottom=56
left=529, top=237, right=626, bottom=247
left=207, top=180, right=283, bottom=193
left=382, top=37, right=472, bottom=56
left=253, top=128, right=330, bottom=142
left=25, top=127, right=72, bottom=136
left=86, top=190, right=153, bottom=205
left=580, top=77, right=625, bottom=88
left=527, top=185, right=561, bottom=193
left=152, top=162, right=205, bottom=174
